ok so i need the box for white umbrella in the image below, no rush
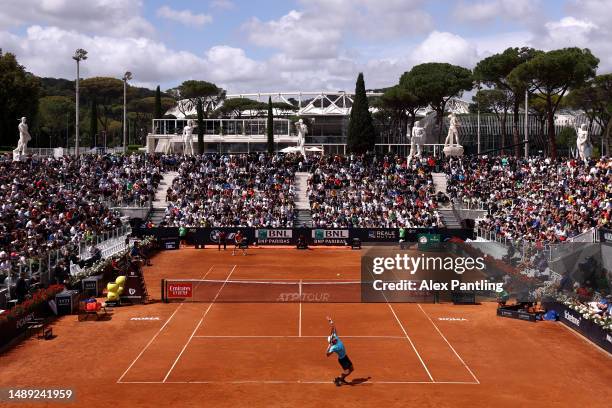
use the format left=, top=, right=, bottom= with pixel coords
left=305, top=146, right=323, bottom=152
left=280, top=146, right=301, bottom=153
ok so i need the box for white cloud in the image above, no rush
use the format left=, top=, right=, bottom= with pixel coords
left=453, top=0, right=541, bottom=24
left=0, top=0, right=153, bottom=37
left=245, top=11, right=342, bottom=59
left=210, top=0, right=235, bottom=10
left=543, top=17, right=598, bottom=44
left=532, top=1, right=612, bottom=73
left=243, top=0, right=432, bottom=61
left=204, top=46, right=266, bottom=83
left=411, top=31, right=479, bottom=68
left=156, top=6, right=212, bottom=27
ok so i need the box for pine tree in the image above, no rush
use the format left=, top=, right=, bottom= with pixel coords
left=267, top=96, right=274, bottom=154
left=347, top=73, right=375, bottom=153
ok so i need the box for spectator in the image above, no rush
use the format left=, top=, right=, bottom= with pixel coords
left=15, top=271, right=29, bottom=304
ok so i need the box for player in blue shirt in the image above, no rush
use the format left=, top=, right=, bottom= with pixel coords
left=325, top=316, right=354, bottom=386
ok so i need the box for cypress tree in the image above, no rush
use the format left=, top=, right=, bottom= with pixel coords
left=267, top=96, right=274, bottom=154
left=347, top=72, right=375, bottom=153
left=154, top=85, right=162, bottom=119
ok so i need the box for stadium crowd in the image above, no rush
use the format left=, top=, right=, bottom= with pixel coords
left=446, top=156, right=611, bottom=243
left=308, top=154, right=444, bottom=228
left=160, top=154, right=299, bottom=227
left=0, top=154, right=164, bottom=279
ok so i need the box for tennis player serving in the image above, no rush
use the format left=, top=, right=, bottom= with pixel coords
left=325, top=316, right=354, bottom=386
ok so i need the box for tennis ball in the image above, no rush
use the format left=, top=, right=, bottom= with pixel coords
left=115, top=276, right=126, bottom=285
left=107, top=292, right=119, bottom=301
left=107, top=283, right=118, bottom=293
left=337, top=273, right=341, bottom=277
left=116, top=286, right=124, bottom=295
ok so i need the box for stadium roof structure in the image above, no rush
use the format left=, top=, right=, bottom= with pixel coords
left=165, top=91, right=471, bottom=118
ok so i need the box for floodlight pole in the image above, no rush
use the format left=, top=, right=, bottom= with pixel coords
left=122, top=71, right=132, bottom=153
left=72, top=48, right=88, bottom=155
left=524, top=88, right=529, bottom=159
left=477, top=82, right=481, bottom=155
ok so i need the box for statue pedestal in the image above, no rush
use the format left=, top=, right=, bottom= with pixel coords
left=443, top=145, right=464, bottom=157
left=12, top=151, right=22, bottom=162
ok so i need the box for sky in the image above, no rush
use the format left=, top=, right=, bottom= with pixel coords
left=0, top=0, right=611, bottom=93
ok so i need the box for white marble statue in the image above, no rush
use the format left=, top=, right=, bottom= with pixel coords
left=295, top=119, right=308, bottom=157
left=182, top=119, right=195, bottom=156
left=13, top=117, right=31, bottom=161
left=443, top=113, right=464, bottom=157
left=576, top=123, right=592, bottom=162
left=409, top=121, right=425, bottom=157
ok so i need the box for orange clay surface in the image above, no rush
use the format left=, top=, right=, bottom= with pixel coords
left=1, top=247, right=611, bottom=408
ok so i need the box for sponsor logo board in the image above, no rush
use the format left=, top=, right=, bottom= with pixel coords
left=312, top=229, right=349, bottom=244
left=167, top=282, right=193, bottom=298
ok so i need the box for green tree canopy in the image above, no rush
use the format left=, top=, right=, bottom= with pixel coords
left=168, top=80, right=226, bottom=118
left=80, top=77, right=124, bottom=136
left=474, top=47, right=538, bottom=155
left=472, top=88, right=514, bottom=150
left=400, top=62, right=473, bottom=142
left=215, top=97, right=267, bottom=118
left=129, top=96, right=175, bottom=115
left=154, top=85, right=163, bottom=119
left=0, top=50, right=41, bottom=147
left=89, top=99, right=98, bottom=148
left=374, top=85, right=425, bottom=138
left=566, top=74, right=612, bottom=155
left=38, top=95, right=72, bottom=147
left=509, top=47, right=599, bottom=158
left=347, top=72, right=376, bottom=153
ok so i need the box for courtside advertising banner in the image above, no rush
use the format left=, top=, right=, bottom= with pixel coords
left=312, top=229, right=349, bottom=245
left=256, top=229, right=293, bottom=245
left=167, top=282, right=193, bottom=298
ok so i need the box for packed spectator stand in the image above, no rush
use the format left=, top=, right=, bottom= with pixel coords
left=308, top=154, right=444, bottom=228
left=1, top=151, right=610, bottom=316
left=0, top=154, right=165, bottom=288
left=445, top=156, right=611, bottom=244
left=159, top=153, right=300, bottom=228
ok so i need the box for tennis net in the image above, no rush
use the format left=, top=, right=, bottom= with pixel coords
left=161, top=278, right=363, bottom=303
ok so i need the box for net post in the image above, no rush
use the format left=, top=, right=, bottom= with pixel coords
left=161, top=279, right=165, bottom=303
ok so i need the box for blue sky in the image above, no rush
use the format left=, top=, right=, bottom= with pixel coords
left=1, top=1, right=610, bottom=93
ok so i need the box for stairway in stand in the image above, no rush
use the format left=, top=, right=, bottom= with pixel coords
left=438, top=208, right=462, bottom=229
left=431, top=172, right=448, bottom=195
left=149, top=171, right=178, bottom=225
left=294, top=172, right=312, bottom=227
left=432, top=172, right=462, bottom=228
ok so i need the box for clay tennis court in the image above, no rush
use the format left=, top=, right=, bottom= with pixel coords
left=1, top=248, right=611, bottom=407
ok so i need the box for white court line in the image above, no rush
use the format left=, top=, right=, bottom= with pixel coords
left=120, top=380, right=477, bottom=385
left=191, top=335, right=406, bottom=339
left=162, top=264, right=236, bottom=383
left=417, top=304, right=480, bottom=384
left=386, top=303, right=434, bottom=382
left=116, top=264, right=217, bottom=384
left=366, top=268, right=434, bottom=382
left=298, top=279, right=302, bottom=337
